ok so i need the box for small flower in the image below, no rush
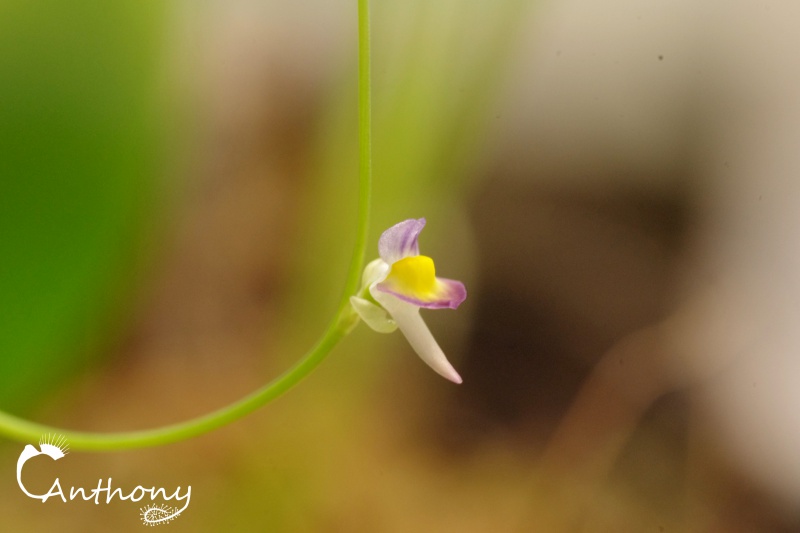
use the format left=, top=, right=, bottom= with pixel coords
left=350, top=218, right=467, bottom=383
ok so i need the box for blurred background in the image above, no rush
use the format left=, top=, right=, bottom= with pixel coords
left=3, top=1, right=800, bottom=531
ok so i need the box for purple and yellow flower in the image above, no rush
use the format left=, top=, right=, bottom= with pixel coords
left=350, top=218, right=467, bottom=383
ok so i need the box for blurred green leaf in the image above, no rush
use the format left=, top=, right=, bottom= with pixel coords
left=0, top=2, right=166, bottom=411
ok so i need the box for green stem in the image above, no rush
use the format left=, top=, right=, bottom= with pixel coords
left=0, top=0, right=373, bottom=452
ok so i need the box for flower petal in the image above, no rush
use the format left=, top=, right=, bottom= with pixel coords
left=378, top=218, right=426, bottom=264
left=373, top=254, right=466, bottom=309
left=350, top=296, right=398, bottom=333
left=360, top=258, right=390, bottom=291
left=372, top=290, right=463, bottom=383
left=375, top=276, right=466, bottom=309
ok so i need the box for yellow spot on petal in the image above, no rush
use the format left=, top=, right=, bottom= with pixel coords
left=386, top=255, right=437, bottom=296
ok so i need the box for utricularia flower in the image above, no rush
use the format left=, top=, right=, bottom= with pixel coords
left=350, top=218, right=467, bottom=383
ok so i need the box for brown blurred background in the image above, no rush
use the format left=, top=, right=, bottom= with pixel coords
left=3, top=1, right=800, bottom=532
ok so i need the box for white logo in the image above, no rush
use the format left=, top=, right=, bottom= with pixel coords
left=16, top=434, right=191, bottom=526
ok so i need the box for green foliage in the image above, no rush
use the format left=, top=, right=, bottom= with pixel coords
left=0, top=2, right=165, bottom=410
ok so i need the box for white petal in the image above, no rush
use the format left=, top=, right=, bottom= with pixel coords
left=372, top=290, right=463, bottom=384
left=350, top=296, right=398, bottom=333
left=360, top=258, right=390, bottom=290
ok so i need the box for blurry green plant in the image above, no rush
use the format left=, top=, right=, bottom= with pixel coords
left=0, top=2, right=166, bottom=411
left=0, top=0, right=374, bottom=451
left=0, top=0, right=527, bottom=451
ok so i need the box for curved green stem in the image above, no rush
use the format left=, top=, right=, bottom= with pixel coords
left=0, top=0, right=373, bottom=451
left=0, top=314, right=350, bottom=451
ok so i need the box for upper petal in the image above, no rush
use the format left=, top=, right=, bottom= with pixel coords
left=378, top=218, right=426, bottom=264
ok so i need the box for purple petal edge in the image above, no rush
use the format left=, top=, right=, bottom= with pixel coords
left=378, top=218, right=426, bottom=264
left=374, top=277, right=467, bottom=310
